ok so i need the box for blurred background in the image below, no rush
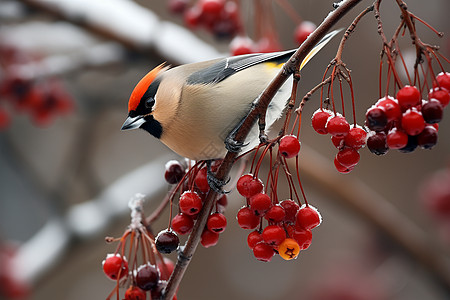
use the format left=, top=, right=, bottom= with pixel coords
left=0, top=0, right=449, bottom=299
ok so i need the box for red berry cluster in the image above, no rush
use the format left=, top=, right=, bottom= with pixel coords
left=168, top=0, right=241, bottom=40
left=159, top=160, right=228, bottom=251
left=236, top=173, right=321, bottom=262
left=0, top=44, right=74, bottom=128
left=311, top=109, right=367, bottom=173
left=366, top=73, right=449, bottom=155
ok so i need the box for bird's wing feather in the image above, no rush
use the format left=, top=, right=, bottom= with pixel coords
left=186, top=29, right=341, bottom=85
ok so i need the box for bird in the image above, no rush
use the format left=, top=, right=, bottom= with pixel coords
left=122, top=30, right=340, bottom=162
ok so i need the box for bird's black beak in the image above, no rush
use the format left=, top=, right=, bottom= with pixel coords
left=121, top=115, right=146, bottom=130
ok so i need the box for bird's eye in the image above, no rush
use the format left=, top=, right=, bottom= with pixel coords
left=145, top=98, right=155, bottom=109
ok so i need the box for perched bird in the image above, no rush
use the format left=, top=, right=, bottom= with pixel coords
left=122, top=30, right=339, bottom=161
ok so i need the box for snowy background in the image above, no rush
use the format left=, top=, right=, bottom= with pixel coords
left=0, top=0, right=449, bottom=299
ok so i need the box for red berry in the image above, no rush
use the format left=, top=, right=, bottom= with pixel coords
left=164, top=160, right=185, bottom=184
left=236, top=174, right=263, bottom=198
left=419, top=167, right=450, bottom=220
left=230, top=36, right=255, bottom=56
left=386, top=129, right=408, bottom=149
left=334, top=156, right=354, bottom=174
left=0, top=108, right=10, bottom=130
left=253, top=243, right=275, bottom=262
left=199, top=0, right=225, bottom=17
left=262, top=225, right=286, bottom=246
left=376, top=96, right=402, bottom=122
left=365, top=107, right=388, bottom=131
left=264, top=204, right=286, bottom=223
left=280, top=199, right=300, bottom=224
left=287, top=226, right=313, bottom=250
left=295, top=205, right=322, bottom=230
left=367, top=131, right=388, bottom=155
left=428, top=87, right=450, bottom=107
left=435, top=72, right=450, bottom=91
left=336, top=147, right=360, bottom=168
left=155, top=230, right=179, bottom=254
left=397, top=85, right=421, bottom=109
left=194, top=167, right=209, bottom=192
left=207, top=212, right=227, bottom=233
left=326, top=115, right=350, bottom=137
left=247, top=230, right=263, bottom=249
left=171, top=213, right=194, bottom=235
left=417, top=126, right=438, bottom=149
left=422, top=100, right=443, bottom=124
left=236, top=206, right=260, bottom=229
left=344, top=126, right=367, bottom=149
left=168, top=0, right=189, bottom=14
left=331, top=135, right=345, bottom=148
left=179, top=191, right=203, bottom=215
left=201, top=229, right=219, bottom=248
left=102, top=254, right=128, bottom=280
left=294, top=21, right=316, bottom=45
left=124, top=286, right=146, bottom=300
left=279, top=135, right=301, bottom=158
left=311, top=109, right=332, bottom=134
left=136, top=264, right=159, bottom=291
left=184, top=7, right=202, bottom=28
left=401, top=109, right=425, bottom=136
left=157, top=257, right=175, bottom=281
left=249, top=193, right=272, bottom=215
left=217, top=194, right=228, bottom=207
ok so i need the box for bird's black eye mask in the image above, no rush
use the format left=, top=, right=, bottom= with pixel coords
left=131, top=77, right=161, bottom=117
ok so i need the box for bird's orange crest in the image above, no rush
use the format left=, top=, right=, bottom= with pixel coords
left=128, top=63, right=168, bottom=112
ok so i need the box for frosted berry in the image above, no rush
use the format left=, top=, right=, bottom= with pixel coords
left=171, top=213, right=194, bottom=235
left=194, top=167, right=209, bottom=193
left=201, top=229, right=219, bottom=248
left=336, top=147, right=360, bottom=168
left=435, top=72, right=450, bottom=91
left=386, top=129, right=408, bottom=149
left=207, top=212, right=227, bottom=233
left=326, top=115, right=350, bottom=137
left=295, top=205, right=321, bottom=230
left=262, top=225, right=286, bottom=246
left=311, top=109, right=332, bottom=134
left=331, top=135, right=345, bottom=148
left=365, top=107, right=387, bottom=131
left=230, top=36, right=255, bottom=56
left=179, top=191, right=203, bottom=215
left=280, top=199, right=299, bottom=224
left=294, top=21, right=316, bottom=45
left=422, top=100, right=443, bottom=124
left=279, top=135, right=301, bottom=158
left=428, top=87, right=450, bottom=108
left=401, top=109, right=425, bottom=136
left=334, top=157, right=353, bottom=174
left=253, top=243, right=275, bottom=262
left=136, top=264, right=159, bottom=291
left=199, top=0, right=225, bottom=17
left=236, top=174, right=263, bottom=198
left=102, top=254, right=128, bottom=280
left=155, top=230, right=179, bottom=254
left=237, top=206, right=260, bottom=229
left=157, top=258, right=175, bottom=281
left=397, top=85, right=421, bottom=109
left=164, top=160, right=185, bottom=184
left=376, top=96, right=402, bottom=122
left=264, top=204, right=286, bottom=223
left=249, top=193, right=272, bottom=215
left=417, top=126, right=438, bottom=149
left=247, top=230, right=263, bottom=249
left=278, top=238, right=300, bottom=260
left=287, top=226, right=312, bottom=250
left=124, top=286, right=146, bottom=300
left=344, top=126, right=367, bottom=149
left=367, top=132, right=388, bottom=155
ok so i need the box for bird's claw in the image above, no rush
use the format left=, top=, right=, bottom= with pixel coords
left=206, top=161, right=230, bottom=194
left=225, top=136, right=248, bottom=153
